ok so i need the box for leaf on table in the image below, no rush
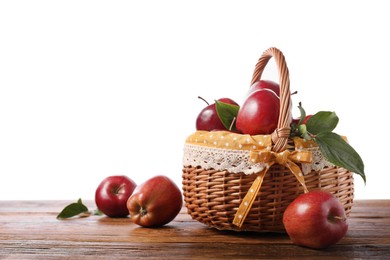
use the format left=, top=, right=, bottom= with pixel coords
left=93, top=208, right=104, bottom=216
left=57, top=198, right=89, bottom=219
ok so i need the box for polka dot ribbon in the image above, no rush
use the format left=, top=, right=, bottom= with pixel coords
left=232, top=149, right=312, bottom=228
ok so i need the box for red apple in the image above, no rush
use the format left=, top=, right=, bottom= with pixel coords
left=95, top=175, right=137, bottom=218
left=127, top=175, right=183, bottom=227
left=292, top=118, right=300, bottom=125
left=283, top=190, right=348, bottom=249
left=292, top=115, right=313, bottom=126
left=302, top=115, right=312, bottom=125
left=236, top=89, right=280, bottom=135
left=196, top=97, right=239, bottom=131
left=247, top=80, right=280, bottom=96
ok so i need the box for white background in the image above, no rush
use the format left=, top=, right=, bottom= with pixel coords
left=1, top=1, right=389, bottom=200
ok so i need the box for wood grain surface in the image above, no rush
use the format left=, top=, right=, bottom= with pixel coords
left=0, top=200, right=389, bottom=259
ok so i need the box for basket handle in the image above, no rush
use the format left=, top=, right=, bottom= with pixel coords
left=251, top=47, right=291, bottom=152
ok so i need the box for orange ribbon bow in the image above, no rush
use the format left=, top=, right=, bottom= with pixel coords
left=232, top=149, right=312, bottom=228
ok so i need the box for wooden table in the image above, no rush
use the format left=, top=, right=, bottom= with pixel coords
left=0, top=200, right=389, bottom=259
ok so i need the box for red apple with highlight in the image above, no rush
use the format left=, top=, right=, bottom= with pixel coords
left=95, top=175, right=137, bottom=218
left=127, top=175, right=183, bottom=227
left=247, top=80, right=280, bottom=96
left=283, top=190, right=348, bottom=249
left=236, top=89, right=280, bottom=135
left=196, top=97, right=238, bottom=131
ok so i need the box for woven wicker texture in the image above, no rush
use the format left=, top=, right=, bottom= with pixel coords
left=182, top=47, right=354, bottom=232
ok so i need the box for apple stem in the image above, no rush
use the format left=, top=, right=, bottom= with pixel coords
left=139, top=207, right=148, bottom=217
left=291, top=90, right=298, bottom=96
left=229, top=117, right=236, bottom=131
left=113, top=184, right=126, bottom=195
left=333, top=215, right=346, bottom=221
left=198, top=96, right=209, bottom=105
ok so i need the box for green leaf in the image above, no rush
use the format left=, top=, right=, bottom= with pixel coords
left=315, top=132, right=366, bottom=184
left=290, top=102, right=306, bottom=137
left=215, top=100, right=240, bottom=131
left=306, top=111, right=339, bottom=135
left=297, top=102, right=306, bottom=126
left=93, top=208, right=104, bottom=216
left=298, top=124, right=312, bottom=141
left=57, top=198, right=89, bottom=219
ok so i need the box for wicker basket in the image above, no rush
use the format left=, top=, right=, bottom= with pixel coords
left=182, top=47, right=354, bottom=232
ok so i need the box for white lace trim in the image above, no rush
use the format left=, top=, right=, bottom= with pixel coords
left=300, top=147, right=334, bottom=174
left=183, top=144, right=334, bottom=175
left=183, top=144, right=269, bottom=175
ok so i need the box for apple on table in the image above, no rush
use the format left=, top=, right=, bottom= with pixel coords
left=283, top=190, right=349, bottom=249
left=127, top=175, right=183, bottom=227
left=95, top=175, right=137, bottom=218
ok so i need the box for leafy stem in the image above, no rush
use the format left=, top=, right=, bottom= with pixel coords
left=292, top=103, right=366, bottom=184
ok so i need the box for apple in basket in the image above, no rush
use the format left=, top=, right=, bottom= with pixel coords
left=95, top=175, right=137, bottom=218
left=283, top=190, right=349, bottom=249
left=236, top=89, right=280, bottom=135
left=247, top=80, right=280, bottom=97
left=196, top=97, right=239, bottom=131
left=292, top=115, right=313, bottom=126
left=127, top=175, right=183, bottom=227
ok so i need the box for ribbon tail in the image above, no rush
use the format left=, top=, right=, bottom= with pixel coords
left=233, top=168, right=268, bottom=228
left=286, top=160, right=308, bottom=193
